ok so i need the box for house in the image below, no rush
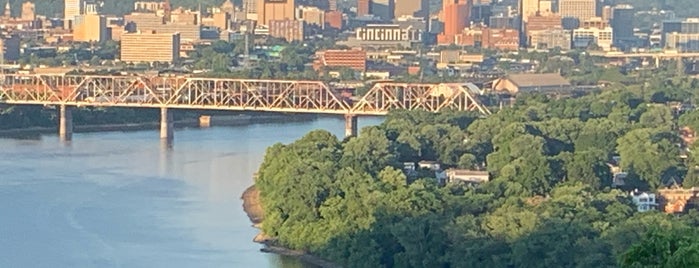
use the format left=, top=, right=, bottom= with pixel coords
left=657, top=187, right=699, bottom=214
left=403, top=162, right=416, bottom=172
left=608, top=156, right=627, bottom=187
left=630, top=190, right=658, bottom=212
left=418, top=161, right=441, bottom=171
left=492, top=73, right=572, bottom=95
left=445, top=169, right=490, bottom=184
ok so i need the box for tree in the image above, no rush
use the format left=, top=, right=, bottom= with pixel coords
left=620, top=227, right=699, bottom=268
left=617, top=128, right=682, bottom=190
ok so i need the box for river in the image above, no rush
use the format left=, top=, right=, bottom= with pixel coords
left=0, top=116, right=383, bottom=268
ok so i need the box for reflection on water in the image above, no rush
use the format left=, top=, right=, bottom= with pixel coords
left=0, top=116, right=382, bottom=268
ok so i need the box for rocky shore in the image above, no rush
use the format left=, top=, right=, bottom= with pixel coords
left=241, top=185, right=340, bottom=268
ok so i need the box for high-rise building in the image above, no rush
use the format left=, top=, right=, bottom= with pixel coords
left=244, top=0, right=257, bottom=20
left=269, top=19, right=304, bottom=41
left=64, top=0, right=83, bottom=29
left=0, top=35, right=21, bottom=63
left=297, top=6, right=325, bottom=28
left=328, top=0, right=337, bottom=11
left=121, top=32, right=180, bottom=63
left=357, top=0, right=370, bottom=17
left=213, top=12, right=231, bottom=30
left=611, top=5, right=634, bottom=45
left=370, top=0, right=394, bottom=20
left=21, top=1, right=35, bottom=21
left=662, top=18, right=699, bottom=52
left=325, top=10, right=342, bottom=29
left=559, top=0, right=596, bottom=22
left=256, top=0, right=295, bottom=26
left=73, top=14, right=108, bottom=42
left=525, top=13, right=561, bottom=46
left=521, top=0, right=540, bottom=22
left=394, top=0, right=426, bottom=18
left=438, top=0, right=471, bottom=45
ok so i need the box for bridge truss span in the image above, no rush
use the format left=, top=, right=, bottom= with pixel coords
left=0, top=74, right=490, bottom=116
left=351, top=82, right=491, bottom=115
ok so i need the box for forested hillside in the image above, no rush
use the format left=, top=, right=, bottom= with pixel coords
left=256, top=79, right=699, bottom=267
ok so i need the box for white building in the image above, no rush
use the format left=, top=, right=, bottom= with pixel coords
left=630, top=191, right=658, bottom=212
left=573, top=26, right=613, bottom=51
left=445, top=169, right=490, bottom=184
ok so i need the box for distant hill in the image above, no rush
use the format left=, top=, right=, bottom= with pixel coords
left=32, top=0, right=236, bottom=17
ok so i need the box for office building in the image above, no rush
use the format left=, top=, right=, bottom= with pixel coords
left=559, top=0, right=596, bottom=22
left=521, top=0, right=540, bottom=22
left=573, top=26, right=613, bottom=51
left=662, top=18, right=699, bottom=51
left=213, top=12, right=231, bottom=30
left=21, top=1, right=35, bottom=21
left=125, top=12, right=201, bottom=41
left=64, top=0, right=83, bottom=29
left=325, top=10, right=342, bottom=29
left=257, top=0, right=295, bottom=26
left=297, top=6, right=325, bottom=28
left=313, top=49, right=367, bottom=72
left=470, top=3, right=491, bottom=24
left=458, top=26, right=519, bottom=50
left=357, top=0, right=370, bottom=17
left=0, top=35, right=20, bottom=63
left=269, top=19, right=305, bottom=41
left=438, top=0, right=471, bottom=45
left=121, top=32, right=180, bottom=63
left=371, top=0, right=394, bottom=20
left=73, top=14, right=108, bottom=42
left=611, top=5, right=633, bottom=45
left=529, top=28, right=572, bottom=50
left=395, top=0, right=426, bottom=18
left=525, top=13, right=561, bottom=46
left=244, top=0, right=257, bottom=20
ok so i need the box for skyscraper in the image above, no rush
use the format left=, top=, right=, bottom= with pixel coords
left=370, top=0, right=394, bottom=20
left=256, top=0, right=295, bottom=27
left=438, top=0, right=471, bottom=45
left=395, top=0, right=426, bottom=18
left=611, top=4, right=633, bottom=45
left=521, top=0, right=540, bottom=22
left=244, top=0, right=257, bottom=20
left=64, top=0, right=83, bottom=29
left=558, top=0, right=596, bottom=22
left=357, top=0, right=370, bottom=17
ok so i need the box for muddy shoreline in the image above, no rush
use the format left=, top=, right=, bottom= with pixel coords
left=241, top=185, right=340, bottom=268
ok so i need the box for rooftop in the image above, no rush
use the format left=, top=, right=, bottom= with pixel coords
left=505, top=73, right=571, bottom=88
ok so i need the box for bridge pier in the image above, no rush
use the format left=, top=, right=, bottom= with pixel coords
left=160, top=107, right=173, bottom=142
left=344, top=114, right=358, bottom=138
left=58, top=105, right=73, bottom=141
left=199, top=115, right=211, bottom=128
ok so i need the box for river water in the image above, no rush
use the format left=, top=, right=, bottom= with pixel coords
left=0, top=116, right=383, bottom=268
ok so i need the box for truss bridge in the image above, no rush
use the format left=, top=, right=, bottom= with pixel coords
left=0, top=74, right=490, bottom=141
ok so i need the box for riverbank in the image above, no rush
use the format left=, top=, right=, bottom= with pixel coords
left=0, top=113, right=317, bottom=136
left=241, top=185, right=341, bottom=268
